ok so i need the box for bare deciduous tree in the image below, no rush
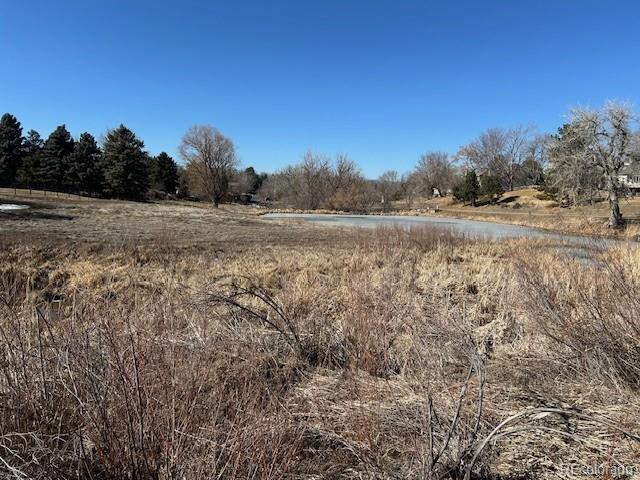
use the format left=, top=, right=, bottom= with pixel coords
left=296, top=151, right=332, bottom=210
left=413, top=151, right=457, bottom=198
left=500, top=126, right=533, bottom=191
left=521, top=133, right=550, bottom=185
left=266, top=152, right=374, bottom=211
left=327, top=155, right=375, bottom=211
left=547, top=123, right=602, bottom=206
left=457, top=128, right=506, bottom=176
left=567, top=102, right=636, bottom=228
left=376, top=170, right=400, bottom=212
left=458, top=127, right=536, bottom=191
left=179, top=125, right=238, bottom=207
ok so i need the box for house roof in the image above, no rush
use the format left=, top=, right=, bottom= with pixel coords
left=620, top=161, right=640, bottom=175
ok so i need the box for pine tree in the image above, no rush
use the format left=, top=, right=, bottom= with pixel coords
left=0, top=113, right=24, bottom=186
left=68, top=132, right=104, bottom=195
left=17, top=130, right=44, bottom=188
left=40, top=125, right=75, bottom=190
left=452, top=170, right=480, bottom=206
left=463, top=170, right=480, bottom=206
left=480, top=174, right=504, bottom=203
left=102, top=125, right=149, bottom=200
left=150, top=151, right=178, bottom=194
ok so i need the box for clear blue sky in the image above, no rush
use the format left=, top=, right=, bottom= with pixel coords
left=2, top=1, right=639, bottom=177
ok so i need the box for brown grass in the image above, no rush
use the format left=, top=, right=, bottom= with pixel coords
left=1, top=200, right=640, bottom=479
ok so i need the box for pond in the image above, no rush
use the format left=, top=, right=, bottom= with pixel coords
left=263, top=213, right=622, bottom=249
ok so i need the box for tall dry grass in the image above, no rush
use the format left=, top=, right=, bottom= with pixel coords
left=519, top=246, right=640, bottom=387
left=1, top=230, right=639, bottom=479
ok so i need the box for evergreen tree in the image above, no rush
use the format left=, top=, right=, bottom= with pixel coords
left=40, top=125, right=75, bottom=190
left=68, top=132, right=104, bottom=195
left=0, top=113, right=24, bottom=186
left=150, top=151, right=178, bottom=194
left=102, top=125, right=149, bottom=200
left=17, top=130, right=44, bottom=187
left=243, top=166, right=262, bottom=193
left=480, top=174, right=504, bottom=203
left=452, top=170, right=480, bottom=206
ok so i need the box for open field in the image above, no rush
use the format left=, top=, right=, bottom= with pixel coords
left=2, top=197, right=640, bottom=479
left=0, top=195, right=339, bottom=248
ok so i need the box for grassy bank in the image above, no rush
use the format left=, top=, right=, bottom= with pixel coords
left=400, top=187, right=640, bottom=240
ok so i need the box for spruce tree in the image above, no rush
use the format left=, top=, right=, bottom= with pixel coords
left=102, top=125, right=149, bottom=200
left=463, top=170, right=480, bottom=206
left=17, top=130, right=44, bottom=188
left=68, top=132, right=104, bottom=195
left=150, top=151, right=179, bottom=194
left=40, top=125, right=75, bottom=190
left=0, top=113, right=24, bottom=186
left=480, top=174, right=504, bottom=203
left=452, top=170, right=480, bottom=206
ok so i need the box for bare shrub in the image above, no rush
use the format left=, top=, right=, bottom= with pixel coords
left=519, top=247, right=640, bottom=386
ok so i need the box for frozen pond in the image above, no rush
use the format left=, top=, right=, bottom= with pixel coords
left=263, top=213, right=620, bottom=248
left=0, top=204, right=30, bottom=211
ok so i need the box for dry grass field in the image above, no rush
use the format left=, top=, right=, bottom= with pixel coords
left=391, top=187, right=640, bottom=240
left=1, top=196, right=640, bottom=479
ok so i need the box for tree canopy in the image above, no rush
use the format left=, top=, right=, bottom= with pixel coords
left=40, top=125, right=75, bottom=190
left=68, top=132, right=103, bottom=195
left=102, top=125, right=149, bottom=200
left=151, top=152, right=179, bottom=194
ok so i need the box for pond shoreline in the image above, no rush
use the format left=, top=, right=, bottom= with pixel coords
left=263, top=212, right=634, bottom=249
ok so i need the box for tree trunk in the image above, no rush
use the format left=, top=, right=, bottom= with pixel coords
left=602, top=167, right=624, bottom=228
left=608, top=188, right=623, bottom=228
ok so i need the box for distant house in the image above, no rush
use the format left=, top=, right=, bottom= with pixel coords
left=619, top=161, right=640, bottom=195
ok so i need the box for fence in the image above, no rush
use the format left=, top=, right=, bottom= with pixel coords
left=0, top=187, right=89, bottom=201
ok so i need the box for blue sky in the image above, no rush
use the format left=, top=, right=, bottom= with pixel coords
left=2, top=1, right=639, bottom=177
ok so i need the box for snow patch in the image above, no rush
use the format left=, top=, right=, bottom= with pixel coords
left=0, top=204, right=30, bottom=211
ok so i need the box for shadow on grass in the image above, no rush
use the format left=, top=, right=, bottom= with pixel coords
left=498, top=195, right=519, bottom=204
left=0, top=210, right=74, bottom=221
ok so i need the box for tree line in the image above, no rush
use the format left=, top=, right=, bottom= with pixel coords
left=260, top=102, right=639, bottom=228
left=2, top=101, right=637, bottom=227
left=0, top=114, right=270, bottom=206
left=0, top=115, right=185, bottom=200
